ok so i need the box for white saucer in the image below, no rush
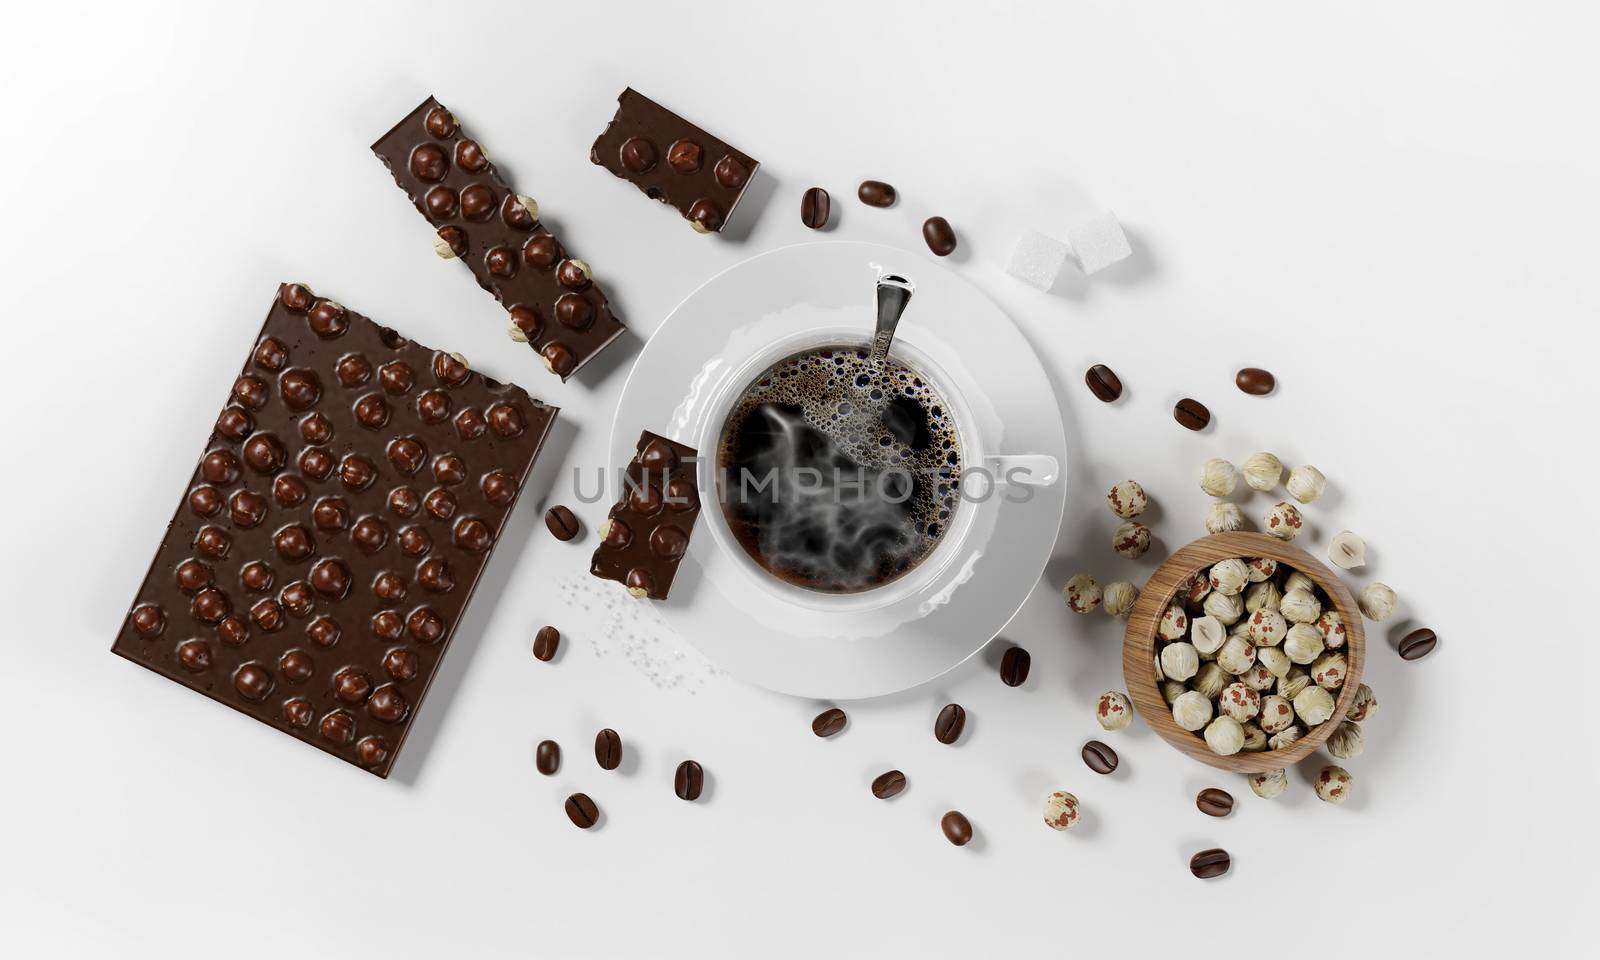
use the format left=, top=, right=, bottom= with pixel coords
left=608, top=241, right=1068, bottom=699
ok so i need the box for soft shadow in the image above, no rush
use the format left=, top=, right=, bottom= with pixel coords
left=388, top=417, right=577, bottom=786
left=570, top=324, right=643, bottom=393
left=719, top=167, right=780, bottom=243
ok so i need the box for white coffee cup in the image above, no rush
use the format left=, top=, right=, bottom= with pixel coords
left=695, top=326, right=1060, bottom=614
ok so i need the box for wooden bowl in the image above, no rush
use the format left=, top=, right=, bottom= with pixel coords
left=1121, top=531, right=1366, bottom=774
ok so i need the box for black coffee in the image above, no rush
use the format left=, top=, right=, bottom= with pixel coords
left=716, top=344, right=962, bottom=593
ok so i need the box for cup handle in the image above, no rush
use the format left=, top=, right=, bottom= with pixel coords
left=986, top=454, right=1060, bottom=487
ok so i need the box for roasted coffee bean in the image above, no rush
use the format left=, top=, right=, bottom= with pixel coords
left=1085, top=364, right=1123, bottom=403
left=934, top=703, right=966, bottom=744
left=811, top=707, right=847, bottom=738
left=940, top=810, right=972, bottom=846
left=536, top=739, right=560, bottom=775
left=871, top=770, right=907, bottom=799
left=1196, top=787, right=1235, bottom=818
left=565, top=792, right=599, bottom=829
left=1173, top=398, right=1211, bottom=431
left=1399, top=627, right=1438, bottom=661
left=1190, top=847, right=1231, bottom=879
left=1235, top=367, right=1276, bottom=395
left=858, top=179, right=896, bottom=207
left=922, top=216, right=957, bottom=257
left=999, top=645, right=1031, bottom=687
left=800, top=187, right=831, bottom=229
left=1081, top=740, right=1118, bottom=775
left=532, top=625, right=560, bottom=661
left=594, top=728, right=622, bottom=770
left=544, top=505, right=580, bottom=541
left=674, top=760, right=704, bottom=801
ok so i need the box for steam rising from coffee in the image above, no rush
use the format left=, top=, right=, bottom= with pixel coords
left=718, top=345, right=961, bottom=593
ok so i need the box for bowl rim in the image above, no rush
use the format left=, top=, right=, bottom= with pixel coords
left=1120, top=531, right=1367, bottom=775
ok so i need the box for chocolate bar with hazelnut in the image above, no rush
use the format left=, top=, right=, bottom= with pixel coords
left=591, top=431, right=701, bottom=600
left=589, top=88, right=760, bottom=234
left=112, top=283, right=557, bottom=777
left=372, top=96, right=625, bottom=380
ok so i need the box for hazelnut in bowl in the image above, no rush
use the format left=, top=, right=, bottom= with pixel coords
left=1120, top=531, right=1366, bottom=775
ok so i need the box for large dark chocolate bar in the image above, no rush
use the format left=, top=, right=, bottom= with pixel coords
left=372, top=96, right=625, bottom=380
left=590, top=88, right=760, bottom=234
left=113, top=284, right=557, bottom=777
left=591, top=432, right=701, bottom=600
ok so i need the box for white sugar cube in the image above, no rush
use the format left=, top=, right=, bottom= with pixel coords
left=1066, top=212, right=1132, bottom=275
left=1005, top=230, right=1071, bottom=290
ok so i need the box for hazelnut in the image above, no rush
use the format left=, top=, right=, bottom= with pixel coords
left=1062, top=575, right=1102, bottom=613
left=1198, top=458, right=1238, bottom=497
left=1346, top=683, right=1378, bottom=722
left=1286, top=464, right=1327, bottom=504
left=1160, top=642, right=1200, bottom=682
left=1280, top=588, right=1322, bottom=624
left=1326, top=720, right=1365, bottom=760
left=1263, top=501, right=1303, bottom=540
left=1107, top=480, right=1148, bottom=519
left=1293, top=685, right=1336, bottom=725
left=1256, top=646, right=1291, bottom=677
left=1095, top=691, right=1133, bottom=731
left=1328, top=529, right=1367, bottom=569
left=1203, top=716, right=1244, bottom=756
left=1171, top=691, right=1213, bottom=731
left=1205, top=501, right=1245, bottom=534
left=1248, top=768, right=1288, bottom=799
left=1313, top=765, right=1353, bottom=804
left=1284, top=623, right=1326, bottom=665
left=1358, top=582, right=1398, bottom=622
left=1241, top=452, right=1283, bottom=492
left=1102, top=581, right=1139, bottom=617
left=1112, top=521, right=1151, bottom=559
left=1208, top=558, right=1249, bottom=597
left=1158, top=603, right=1189, bottom=640
left=1193, top=662, right=1229, bottom=700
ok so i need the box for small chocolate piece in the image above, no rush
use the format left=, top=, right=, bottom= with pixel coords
left=1085, top=364, right=1123, bottom=403
left=674, top=760, right=704, bottom=801
left=858, top=180, right=896, bottom=207
left=589, top=88, right=760, bottom=234
left=565, top=793, right=599, bottom=829
left=940, top=810, right=972, bottom=846
left=532, top=625, right=561, bottom=661
left=544, top=505, right=580, bottom=541
left=999, top=645, right=1031, bottom=687
left=870, top=770, right=907, bottom=800
left=922, top=217, right=957, bottom=256
left=1197, top=788, right=1235, bottom=817
left=800, top=187, right=831, bottom=229
left=1190, top=848, right=1231, bottom=879
left=1235, top=367, right=1277, bottom=395
left=536, top=739, right=560, bottom=775
left=811, top=707, right=847, bottom=738
left=1173, top=398, right=1211, bottom=431
left=1081, top=740, right=1119, bottom=775
left=934, top=703, right=966, bottom=744
left=374, top=96, right=625, bottom=380
left=1399, top=627, right=1438, bottom=661
left=594, top=728, right=622, bottom=770
left=590, top=431, right=702, bottom=601
left=111, top=286, right=557, bottom=777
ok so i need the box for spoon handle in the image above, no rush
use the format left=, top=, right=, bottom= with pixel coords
left=871, top=274, right=914, bottom=363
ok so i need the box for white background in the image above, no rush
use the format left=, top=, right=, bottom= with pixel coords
left=3, top=1, right=1597, bottom=955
